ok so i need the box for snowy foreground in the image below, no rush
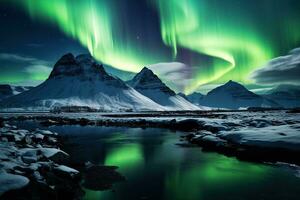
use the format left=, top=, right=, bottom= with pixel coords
left=0, top=123, right=81, bottom=198
left=1, top=110, right=300, bottom=197
left=0, top=122, right=124, bottom=199
left=1, top=110, right=300, bottom=165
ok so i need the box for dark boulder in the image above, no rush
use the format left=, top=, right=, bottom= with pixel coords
left=83, top=165, right=125, bottom=191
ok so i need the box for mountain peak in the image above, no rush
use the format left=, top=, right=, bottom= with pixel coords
left=127, top=67, right=199, bottom=110
left=55, top=53, right=76, bottom=66
left=48, top=53, right=108, bottom=79
left=75, top=54, right=95, bottom=65
left=140, top=67, right=154, bottom=74
left=224, top=80, right=240, bottom=87
left=207, top=80, right=259, bottom=99
left=214, top=80, right=250, bottom=92
left=128, top=67, right=175, bottom=96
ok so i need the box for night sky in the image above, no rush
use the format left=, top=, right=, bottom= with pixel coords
left=1, top=0, right=300, bottom=94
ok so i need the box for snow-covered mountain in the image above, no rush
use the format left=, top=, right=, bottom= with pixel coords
left=0, top=54, right=165, bottom=111
left=264, top=85, right=300, bottom=108
left=195, top=80, right=279, bottom=109
left=185, top=92, right=205, bottom=106
left=0, top=84, right=33, bottom=100
left=127, top=67, right=200, bottom=110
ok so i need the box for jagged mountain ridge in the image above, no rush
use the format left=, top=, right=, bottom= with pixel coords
left=0, top=54, right=165, bottom=111
left=264, top=84, right=300, bottom=108
left=0, top=84, right=33, bottom=100
left=184, top=92, right=204, bottom=106
left=188, top=80, right=279, bottom=109
left=127, top=67, right=175, bottom=96
left=127, top=67, right=200, bottom=110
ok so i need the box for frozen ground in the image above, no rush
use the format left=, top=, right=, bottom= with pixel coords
left=0, top=123, right=84, bottom=198
left=1, top=110, right=300, bottom=164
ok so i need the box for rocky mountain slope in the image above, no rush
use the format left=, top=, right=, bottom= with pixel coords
left=0, top=85, right=32, bottom=100
left=127, top=67, right=200, bottom=110
left=0, top=54, right=165, bottom=111
left=189, top=80, right=279, bottom=109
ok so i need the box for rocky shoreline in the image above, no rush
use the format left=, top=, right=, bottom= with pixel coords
left=2, top=111, right=300, bottom=166
left=181, top=131, right=300, bottom=165
left=0, top=120, right=124, bottom=199
left=1, top=110, right=300, bottom=199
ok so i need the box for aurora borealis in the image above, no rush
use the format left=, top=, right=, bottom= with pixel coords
left=1, top=0, right=300, bottom=93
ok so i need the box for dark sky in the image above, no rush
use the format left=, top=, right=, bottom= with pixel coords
left=0, top=0, right=300, bottom=93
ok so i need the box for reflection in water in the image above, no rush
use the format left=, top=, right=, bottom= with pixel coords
left=12, top=122, right=300, bottom=200
left=164, top=157, right=266, bottom=200
left=105, top=144, right=144, bottom=172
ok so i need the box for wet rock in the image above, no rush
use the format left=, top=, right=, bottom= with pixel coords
left=0, top=118, right=4, bottom=128
left=0, top=124, right=84, bottom=199
left=0, top=172, right=30, bottom=195
left=32, top=134, right=44, bottom=143
left=203, top=124, right=227, bottom=133
left=83, top=164, right=125, bottom=191
left=171, top=119, right=204, bottom=131
left=22, top=156, right=38, bottom=164
left=287, top=108, right=300, bottom=113
left=185, top=133, right=195, bottom=140
left=0, top=133, right=15, bottom=142
left=201, top=135, right=227, bottom=147
left=22, top=135, right=33, bottom=145
left=39, top=148, right=69, bottom=164
left=40, top=119, right=60, bottom=126
left=79, top=118, right=89, bottom=126
left=53, top=165, right=80, bottom=180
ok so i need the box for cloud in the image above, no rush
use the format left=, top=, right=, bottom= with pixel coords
left=148, top=62, right=193, bottom=91
left=0, top=53, right=52, bottom=85
left=196, top=84, right=222, bottom=95
left=250, top=48, right=300, bottom=85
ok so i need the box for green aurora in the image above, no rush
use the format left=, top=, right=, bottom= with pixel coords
left=10, top=0, right=300, bottom=94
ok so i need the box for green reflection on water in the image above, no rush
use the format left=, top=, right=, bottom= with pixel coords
left=84, top=130, right=271, bottom=200
left=164, top=155, right=267, bottom=200
left=104, top=144, right=144, bottom=173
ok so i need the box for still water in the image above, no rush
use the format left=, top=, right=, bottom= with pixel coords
left=15, top=121, right=300, bottom=200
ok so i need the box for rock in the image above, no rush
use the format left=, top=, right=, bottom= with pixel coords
left=53, top=165, right=80, bottom=180
left=171, top=119, right=204, bottom=131
left=33, top=134, right=44, bottom=142
left=40, top=119, right=59, bottom=126
left=39, top=148, right=69, bottom=163
left=0, top=137, right=8, bottom=142
left=190, top=135, right=204, bottom=143
left=44, top=136, right=57, bottom=145
left=189, top=133, right=227, bottom=150
left=22, top=135, right=33, bottom=145
left=83, top=165, right=125, bottom=191
left=0, top=124, right=83, bottom=199
left=21, top=156, right=38, bottom=164
left=287, top=108, right=300, bottom=113
left=201, top=135, right=226, bottom=146
left=79, top=118, right=89, bottom=126
left=0, top=172, right=29, bottom=195
left=203, top=124, right=227, bottom=133
left=35, top=129, right=58, bottom=136
left=13, top=166, right=35, bottom=176
left=0, top=118, right=4, bottom=128
left=33, top=171, right=44, bottom=181
left=0, top=133, right=15, bottom=142
left=185, top=133, right=195, bottom=140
